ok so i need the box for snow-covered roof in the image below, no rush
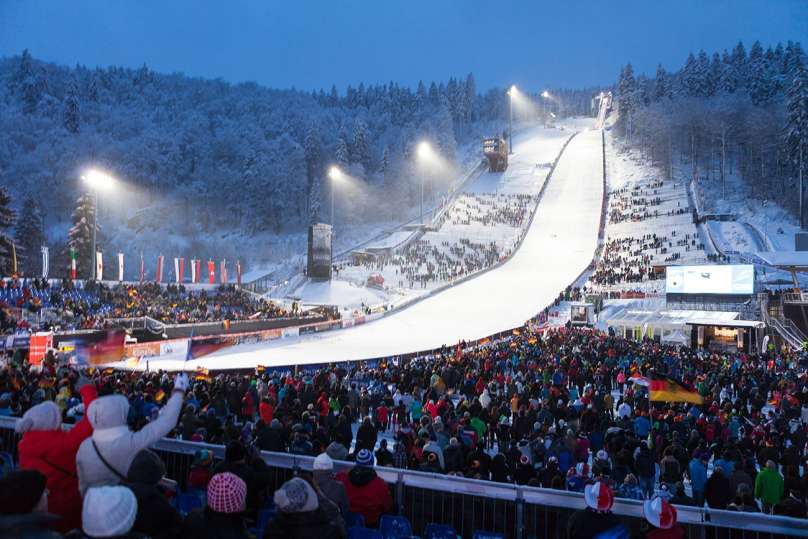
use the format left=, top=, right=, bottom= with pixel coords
left=754, top=251, right=808, bottom=268
left=605, top=309, right=741, bottom=330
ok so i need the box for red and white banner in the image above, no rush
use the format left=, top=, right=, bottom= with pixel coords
left=117, top=252, right=124, bottom=281
left=190, top=259, right=197, bottom=283
left=156, top=255, right=164, bottom=283
left=207, top=260, right=215, bottom=284
left=195, top=259, right=201, bottom=283
left=236, top=260, right=242, bottom=287
left=95, top=251, right=103, bottom=281
left=220, top=260, right=227, bottom=284
left=179, top=257, right=185, bottom=283
left=173, top=257, right=185, bottom=283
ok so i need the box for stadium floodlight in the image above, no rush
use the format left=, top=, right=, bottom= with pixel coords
left=416, top=141, right=436, bottom=225
left=81, top=168, right=117, bottom=281
left=541, top=90, right=550, bottom=99
left=328, top=165, right=344, bottom=229
left=328, top=165, right=343, bottom=182
left=508, top=86, right=517, bottom=155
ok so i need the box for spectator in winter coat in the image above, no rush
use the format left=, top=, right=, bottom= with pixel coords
left=80, top=485, right=140, bottom=539
left=773, top=489, right=807, bottom=519
left=213, top=440, right=275, bottom=514
left=266, top=477, right=344, bottom=539
left=0, top=469, right=61, bottom=539
left=355, top=417, right=378, bottom=452
left=16, top=376, right=97, bottom=533
left=182, top=472, right=251, bottom=539
left=704, top=466, right=732, bottom=509
left=687, top=455, right=708, bottom=506
left=187, top=449, right=215, bottom=490
left=754, top=460, right=785, bottom=511
left=443, top=437, right=465, bottom=473
left=336, top=449, right=393, bottom=527
left=313, top=453, right=350, bottom=516
left=76, top=373, right=188, bottom=495
left=125, top=449, right=183, bottom=539
left=375, top=439, right=394, bottom=467
left=567, top=482, right=629, bottom=539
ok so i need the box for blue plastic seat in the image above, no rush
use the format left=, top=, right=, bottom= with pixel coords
left=175, top=492, right=203, bottom=515
left=423, top=524, right=457, bottom=539
left=254, top=507, right=275, bottom=538
left=380, top=515, right=413, bottom=539
left=345, top=512, right=366, bottom=528
left=349, top=527, right=383, bottom=539
left=473, top=532, right=504, bottom=539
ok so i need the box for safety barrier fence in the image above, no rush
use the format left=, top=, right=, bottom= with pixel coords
left=0, top=417, right=804, bottom=539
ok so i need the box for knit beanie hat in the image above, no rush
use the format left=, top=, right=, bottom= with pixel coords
left=126, top=449, right=166, bottom=486
left=15, top=401, right=61, bottom=433
left=273, top=477, right=319, bottom=513
left=356, top=448, right=375, bottom=467
left=207, top=472, right=247, bottom=514
left=313, top=452, right=334, bottom=471
left=326, top=441, right=349, bottom=461
left=0, top=470, right=47, bottom=514
left=82, top=486, right=138, bottom=538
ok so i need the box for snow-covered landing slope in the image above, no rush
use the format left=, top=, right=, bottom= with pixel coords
left=147, top=126, right=604, bottom=370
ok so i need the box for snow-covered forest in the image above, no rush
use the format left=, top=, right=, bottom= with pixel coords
left=0, top=51, right=529, bottom=277
left=614, top=40, right=808, bottom=221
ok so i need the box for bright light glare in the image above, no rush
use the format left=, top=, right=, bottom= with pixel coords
left=417, top=141, right=432, bottom=160
left=541, top=91, right=550, bottom=99
left=81, top=169, right=115, bottom=190
left=509, top=85, right=517, bottom=96
left=328, top=166, right=343, bottom=181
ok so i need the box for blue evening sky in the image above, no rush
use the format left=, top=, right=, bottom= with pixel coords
left=1, top=0, right=805, bottom=92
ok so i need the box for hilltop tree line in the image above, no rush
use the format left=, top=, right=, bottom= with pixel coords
left=0, top=51, right=523, bottom=277
left=614, top=40, right=808, bottom=219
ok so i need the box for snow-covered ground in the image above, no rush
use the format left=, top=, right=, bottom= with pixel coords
left=140, top=121, right=604, bottom=370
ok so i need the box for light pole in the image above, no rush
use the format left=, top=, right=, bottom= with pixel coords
left=417, top=141, right=433, bottom=225
left=541, top=90, right=550, bottom=125
left=81, top=169, right=114, bottom=281
left=508, top=85, right=516, bottom=155
left=328, top=166, right=343, bottom=229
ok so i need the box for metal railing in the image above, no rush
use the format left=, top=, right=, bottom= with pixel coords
left=0, top=417, right=804, bottom=539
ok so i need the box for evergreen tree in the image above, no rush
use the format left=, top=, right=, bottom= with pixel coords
left=653, top=64, right=669, bottom=101
left=707, top=52, right=722, bottom=97
left=786, top=61, right=808, bottom=165
left=352, top=119, right=371, bottom=171
left=63, top=77, right=80, bottom=133
left=617, top=64, right=637, bottom=136
left=428, top=81, right=439, bottom=106
left=335, top=135, right=349, bottom=167
left=304, top=125, right=322, bottom=211
left=730, top=41, right=748, bottom=89
left=14, top=197, right=45, bottom=276
left=464, top=73, right=477, bottom=122
left=719, top=49, right=740, bottom=93
left=21, top=69, right=46, bottom=115
left=0, top=187, right=15, bottom=275
left=8, top=49, right=33, bottom=94
left=68, top=193, right=100, bottom=279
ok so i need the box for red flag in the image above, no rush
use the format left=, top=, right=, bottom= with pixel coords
left=178, top=257, right=184, bottom=283
left=156, top=255, right=164, bottom=283
left=208, top=260, right=215, bottom=284
left=236, top=260, right=242, bottom=287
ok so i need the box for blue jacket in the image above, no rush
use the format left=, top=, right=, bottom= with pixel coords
left=689, top=459, right=707, bottom=492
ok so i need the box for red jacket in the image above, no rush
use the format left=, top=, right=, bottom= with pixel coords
left=336, top=467, right=393, bottom=527
left=18, top=384, right=97, bottom=533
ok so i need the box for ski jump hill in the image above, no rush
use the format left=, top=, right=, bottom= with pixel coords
left=144, top=122, right=605, bottom=370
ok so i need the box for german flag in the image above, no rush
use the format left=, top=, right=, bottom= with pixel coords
left=649, top=375, right=703, bottom=404
left=255, top=365, right=266, bottom=373
left=154, top=389, right=166, bottom=402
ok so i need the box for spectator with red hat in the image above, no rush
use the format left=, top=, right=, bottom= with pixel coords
left=642, top=496, right=683, bottom=539
left=567, top=481, right=629, bottom=539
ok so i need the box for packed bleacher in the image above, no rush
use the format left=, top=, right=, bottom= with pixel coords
left=0, top=279, right=309, bottom=335
left=338, top=193, right=535, bottom=292
left=0, top=324, right=807, bottom=537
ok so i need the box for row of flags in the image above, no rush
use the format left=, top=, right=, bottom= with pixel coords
left=39, top=246, right=242, bottom=285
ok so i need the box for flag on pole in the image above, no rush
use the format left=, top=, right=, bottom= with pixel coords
left=95, top=251, right=103, bottom=281
left=220, top=260, right=227, bottom=284
left=156, top=255, right=164, bottom=283
left=179, top=257, right=185, bottom=283
left=191, top=259, right=198, bottom=283
left=41, top=246, right=49, bottom=279
left=648, top=374, right=703, bottom=404
left=117, top=252, right=124, bottom=281
left=69, top=248, right=77, bottom=280
left=139, top=253, right=145, bottom=282
left=10, top=242, right=17, bottom=276
left=173, top=257, right=180, bottom=283
left=236, top=260, right=242, bottom=287
left=208, top=260, right=215, bottom=284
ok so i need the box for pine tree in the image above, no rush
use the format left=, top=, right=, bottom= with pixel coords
left=63, top=77, right=80, bottom=133
left=68, top=193, right=100, bottom=279
left=653, top=64, right=669, bottom=101
left=304, top=125, right=322, bottom=213
left=617, top=64, right=637, bottom=138
left=0, top=187, right=15, bottom=275
left=8, top=49, right=33, bottom=95
left=14, top=197, right=45, bottom=276
left=464, top=73, right=477, bottom=122
left=707, top=52, right=722, bottom=97
left=335, top=135, right=349, bottom=167
left=352, top=119, right=370, bottom=171
left=730, top=41, right=748, bottom=90
left=786, top=61, right=808, bottom=165
left=21, top=69, right=46, bottom=115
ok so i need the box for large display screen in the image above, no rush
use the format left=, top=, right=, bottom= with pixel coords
left=665, top=264, right=754, bottom=295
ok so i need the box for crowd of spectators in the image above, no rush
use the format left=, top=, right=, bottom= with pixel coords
left=1, top=325, right=807, bottom=537
left=0, top=279, right=305, bottom=334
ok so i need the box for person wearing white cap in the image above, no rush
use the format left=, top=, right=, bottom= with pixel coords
left=313, top=452, right=349, bottom=516
left=566, top=481, right=629, bottom=539
left=642, top=495, right=682, bottom=538
left=81, top=485, right=138, bottom=538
